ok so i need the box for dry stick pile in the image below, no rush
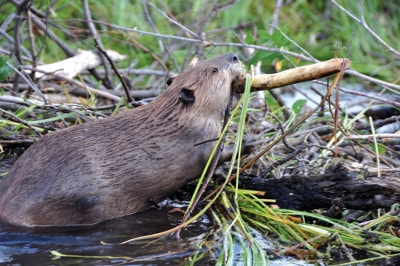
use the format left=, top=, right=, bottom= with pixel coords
left=233, top=58, right=400, bottom=213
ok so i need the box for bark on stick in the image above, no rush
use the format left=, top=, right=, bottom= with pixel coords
left=234, top=58, right=351, bottom=93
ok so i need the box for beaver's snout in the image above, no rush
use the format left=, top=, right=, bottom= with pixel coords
left=225, top=53, right=244, bottom=76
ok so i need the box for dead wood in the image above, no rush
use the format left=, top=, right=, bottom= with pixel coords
left=241, top=163, right=400, bottom=212
left=23, top=49, right=126, bottom=80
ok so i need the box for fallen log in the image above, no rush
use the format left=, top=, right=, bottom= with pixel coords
left=241, top=164, right=400, bottom=213
left=234, top=58, right=350, bottom=93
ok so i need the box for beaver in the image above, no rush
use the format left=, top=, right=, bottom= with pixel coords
left=0, top=53, right=243, bottom=227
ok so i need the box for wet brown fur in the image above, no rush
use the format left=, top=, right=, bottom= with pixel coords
left=0, top=53, right=242, bottom=227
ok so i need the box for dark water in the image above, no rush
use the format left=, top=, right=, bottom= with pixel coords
left=0, top=145, right=313, bottom=266
left=0, top=200, right=210, bottom=265
left=0, top=151, right=210, bottom=265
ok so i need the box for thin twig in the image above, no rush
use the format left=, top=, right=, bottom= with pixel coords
left=26, top=9, right=37, bottom=82
left=12, top=0, right=30, bottom=93
left=54, top=74, right=121, bottom=102
left=314, top=80, right=400, bottom=108
left=344, top=69, right=400, bottom=92
left=347, top=133, right=400, bottom=140
left=6, top=61, right=47, bottom=103
left=269, top=0, right=284, bottom=35
left=0, top=107, right=42, bottom=136
left=330, top=0, right=400, bottom=58
left=143, top=1, right=179, bottom=70
left=1, top=14, right=33, bottom=58
left=146, top=1, right=200, bottom=38
left=93, top=38, right=133, bottom=102
left=82, top=0, right=113, bottom=90
left=30, top=13, right=74, bottom=57
left=270, top=25, right=316, bottom=61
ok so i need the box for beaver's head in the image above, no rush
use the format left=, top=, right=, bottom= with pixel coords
left=154, top=53, right=244, bottom=121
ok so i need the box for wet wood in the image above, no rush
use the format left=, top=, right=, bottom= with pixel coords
left=241, top=163, right=400, bottom=212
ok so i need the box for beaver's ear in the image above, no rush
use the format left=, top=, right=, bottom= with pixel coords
left=180, top=87, right=195, bottom=104
left=166, top=77, right=175, bottom=86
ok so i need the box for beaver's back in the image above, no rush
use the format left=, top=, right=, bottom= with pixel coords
left=0, top=53, right=241, bottom=227
left=0, top=104, right=209, bottom=226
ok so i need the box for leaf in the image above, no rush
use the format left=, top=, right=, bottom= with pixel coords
left=370, top=143, right=386, bottom=155
left=249, top=51, right=283, bottom=69
left=0, top=56, right=13, bottom=82
left=257, top=29, right=271, bottom=44
left=292, top=99, right=307, bottom=115
left=264, top=92, right=280, bottom=112
left=270, top=27, right=289, bottom=47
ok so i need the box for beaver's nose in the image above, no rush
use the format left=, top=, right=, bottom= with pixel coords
left=226, top=53, right=239, bottom=63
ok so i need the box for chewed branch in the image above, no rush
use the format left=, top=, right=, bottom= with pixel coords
left=234, top=58, right=351, bottom=93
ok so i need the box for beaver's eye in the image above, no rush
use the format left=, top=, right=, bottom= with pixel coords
left=180, top=87, right=195, bottom=104
left=166, top=77, right=175, bottom=86
left=212, top=67, right=219, bottom=73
